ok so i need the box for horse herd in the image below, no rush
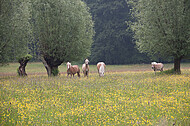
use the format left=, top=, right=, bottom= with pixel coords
left=66, top=59, right=164, bottom=78
left=66, top=59, right=106, bottom=78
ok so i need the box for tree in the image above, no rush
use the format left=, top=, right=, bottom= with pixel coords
left=32, top=0, right=94, bottom=76
left=84, top=0, right=150, bottom=64
left=17, top=54, right=32, bottom=76
left=127, top=0, right=190, bottom=74
left=0, top=0, right=32, bottom=64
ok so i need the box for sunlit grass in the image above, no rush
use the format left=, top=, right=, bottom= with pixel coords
left=0, top=63, right=190, bottom=125
left=1, top=65, right=190, bottom=125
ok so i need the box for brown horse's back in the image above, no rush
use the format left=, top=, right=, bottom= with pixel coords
left=73, top=65, right=79, bottom=71
left=72, top=65, right=80, bottom=77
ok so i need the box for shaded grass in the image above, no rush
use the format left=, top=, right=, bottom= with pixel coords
left=1, top=69, right=190, bottom=125
left=161, top=68, right=175, bottom=75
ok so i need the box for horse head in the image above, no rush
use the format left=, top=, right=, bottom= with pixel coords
left=66, top=62, right=71, bottom=70
left=85, top=59, right=89, bottom=65
left=151, top=62, right=157, bottom=69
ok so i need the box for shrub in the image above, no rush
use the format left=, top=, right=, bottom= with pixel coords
left=52, top=68, right=59, bottom=76
left=18, top=54, right=33, bottom=63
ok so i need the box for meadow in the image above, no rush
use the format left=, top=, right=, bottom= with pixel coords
left=0, top=63, right=190, bottom=125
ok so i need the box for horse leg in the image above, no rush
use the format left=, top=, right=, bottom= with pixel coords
left=77, top=72, right=80, bottom=78
left=86, top=71, right=88, bottom=77
left=161, top=68, right=163, bottom=71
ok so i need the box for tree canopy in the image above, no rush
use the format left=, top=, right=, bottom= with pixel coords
left=0, top=0, right=31, bottom=64
left=32, top=0, right=94, bottom=76
left=1, top=0, right=189, bottom=69
left=1, top=0, right=94, bottom=76
left=127, top=0, right=190, bottom=73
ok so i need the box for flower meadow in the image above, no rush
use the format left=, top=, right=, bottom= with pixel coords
left=0, top=66, right=190, bottom=125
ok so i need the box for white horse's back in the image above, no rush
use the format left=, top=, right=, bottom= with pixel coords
left=151, top=62, right=164, bottom=73
left=97, top=62, right=106, bottom=77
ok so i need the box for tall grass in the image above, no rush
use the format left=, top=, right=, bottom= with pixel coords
left=0, top=63, right=190, bottom=125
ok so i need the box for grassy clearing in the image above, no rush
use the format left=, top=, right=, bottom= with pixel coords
left=0, top=62, right=190, bottom=76
left=0, top=63, right=190, bottom=125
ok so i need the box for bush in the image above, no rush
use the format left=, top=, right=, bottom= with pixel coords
left=52, top=68, right=59, bottom=76
left=18, top=54, right=33, bottom=63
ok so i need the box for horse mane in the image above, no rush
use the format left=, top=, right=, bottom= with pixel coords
left=85, top=59, right=89, bottom=65
left=151, top=62, right=157, bottom=65
left=67, top=62, right=71, bottom=69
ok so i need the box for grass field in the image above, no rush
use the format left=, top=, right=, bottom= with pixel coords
left=0, top=63, right=190, bottom=125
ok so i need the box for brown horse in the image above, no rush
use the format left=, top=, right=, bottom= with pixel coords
left=82, top=59, right=90, bottom=77
left=97, top=62, right=106, bottom=77
left=66, top=62, right=80, bottom=77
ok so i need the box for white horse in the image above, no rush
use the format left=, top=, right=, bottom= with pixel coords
left=151, top=62, right=164, bottom=74
left=82, top=59, right=90, bottom=77
left=97, top=62, right=106, bottom=77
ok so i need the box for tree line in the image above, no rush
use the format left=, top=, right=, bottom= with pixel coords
left=84, top=0, right=150, bottom=64
left=1, top=0, right=189, bottom=75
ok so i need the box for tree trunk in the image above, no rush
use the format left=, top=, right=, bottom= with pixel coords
left=41, top=57, right=52, bottom=76
left=18, top=59, right=29, bottom=76
left=51, top=66, right=59, bottom=76
left=41, top=57, right=59, bottom=76
left=174, top=57, right=182, bottom=74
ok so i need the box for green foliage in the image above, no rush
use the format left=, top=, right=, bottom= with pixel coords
left=127, top=0, right=190, bottom=59
left=0, top=0, right=32, bottom=64
left=1, top=0, right=94, bottom=66
left=17, top=54, right=33, bottom=63
left=31, top=0, right=94, bottom=66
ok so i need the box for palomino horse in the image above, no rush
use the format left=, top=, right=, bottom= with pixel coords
left=151, top=62, right=164, bottom=74
left=97, top=62, right=106, bottom=77
left=66, top=62, right=80, bottom=77
left=82, top=59, right=90, bottom=77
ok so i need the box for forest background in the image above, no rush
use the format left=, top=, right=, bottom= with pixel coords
left=1, top=0, right=189, bottom=65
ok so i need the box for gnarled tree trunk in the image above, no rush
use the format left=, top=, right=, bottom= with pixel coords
left=41, top=57, right=52, bottom=76
left=41, top=56, right=60, bottom=76
left=18, top=59, right=30, bottom=76
left=174, top=56, right=182, bottom=74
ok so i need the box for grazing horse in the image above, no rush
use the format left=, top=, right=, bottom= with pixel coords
left=97, top=62, right=106, bottom=77
left=82, top=59, right=90, bottom=77
left=66, top=62, right=80, bottom=77
left=151, top=62, right=164, bottom=74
